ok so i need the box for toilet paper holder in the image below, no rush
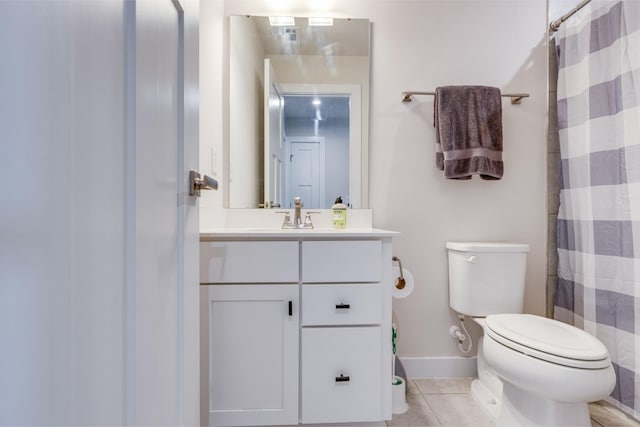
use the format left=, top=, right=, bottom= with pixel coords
left=392, top=256, right=406, bottom=290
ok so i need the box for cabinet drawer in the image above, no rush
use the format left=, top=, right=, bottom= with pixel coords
left=301, top=327, right=382, bottom=424
left=301, top=284, right=381, bottom=326
left=301, top=240, right=381, bottom=283
left=200, top=241, right=298, bottom=283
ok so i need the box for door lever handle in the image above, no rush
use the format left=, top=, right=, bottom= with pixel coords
left=190, top=171, right=218, bottom=197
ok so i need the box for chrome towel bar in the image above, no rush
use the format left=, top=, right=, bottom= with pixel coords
left=401, top=91, right=529, bottom=105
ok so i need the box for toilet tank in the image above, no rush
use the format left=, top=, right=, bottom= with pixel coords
left=446, top=242, right=529, bottom=317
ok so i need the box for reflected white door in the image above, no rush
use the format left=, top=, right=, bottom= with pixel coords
left=285, top=138, right=325, bottom=209
left=0, top=1, right=199, bottom=425
left=264, top=58, right=285, bottom=208
left=280, top=84, right=363, bottom=208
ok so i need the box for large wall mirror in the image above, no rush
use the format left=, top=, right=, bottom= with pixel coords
left=227, top=15, right=370, bottom=209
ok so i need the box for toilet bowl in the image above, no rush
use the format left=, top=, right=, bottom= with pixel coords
left=446, top=242, right=616, bottom=426
left=468, top=318, right=503, bottom=420
left=484, top=314, right=616, bottom=427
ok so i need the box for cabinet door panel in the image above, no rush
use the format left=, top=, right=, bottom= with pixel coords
left=209, top=285, right=298, bottom=426
left=301, top=327, right=382, bottom=423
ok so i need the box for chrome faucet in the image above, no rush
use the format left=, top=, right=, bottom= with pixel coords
left=293, top=196, right=303, bottom=226
left=277, top=197, right=318, bottom=229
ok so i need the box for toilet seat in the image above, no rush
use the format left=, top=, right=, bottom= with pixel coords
left=485, top=314, right=610, bottom=369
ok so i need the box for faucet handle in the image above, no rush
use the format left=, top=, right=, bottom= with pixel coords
left=275, top=211, right=292, bottom=227
left=304, top=211, right=321, bottom=227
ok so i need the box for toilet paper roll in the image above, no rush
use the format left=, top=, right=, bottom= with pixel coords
left=392, top=267, right=414, bottom=299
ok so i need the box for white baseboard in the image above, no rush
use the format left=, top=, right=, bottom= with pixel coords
left=302, top=423, right=383, bottom=427
left=399, top=356, right=478, bottom=379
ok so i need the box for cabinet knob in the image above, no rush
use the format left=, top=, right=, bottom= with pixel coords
left=335, top=303, right=351, bottom=310
left=335, top=374, right=350, bottom=383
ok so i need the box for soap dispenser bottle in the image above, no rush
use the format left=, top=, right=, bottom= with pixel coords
left=332, top=196, right=347, bottom=229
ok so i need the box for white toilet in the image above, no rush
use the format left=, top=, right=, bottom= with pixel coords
left=446, top=241, right=616, bottom=427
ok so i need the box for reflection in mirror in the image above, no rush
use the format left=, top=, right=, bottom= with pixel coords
left=283, top=95, right=349, bottom=209
left=227, top=15, right=370, bottom=209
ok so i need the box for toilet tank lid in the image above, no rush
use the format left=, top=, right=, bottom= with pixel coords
left=446, top=242, right=530, bottom=253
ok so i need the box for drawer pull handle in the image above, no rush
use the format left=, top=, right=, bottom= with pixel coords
left=288, top=301, right=293, bottom=317
left=335, top=374, right=350, bottom=383
left=335, top=303, right=351, bottom=310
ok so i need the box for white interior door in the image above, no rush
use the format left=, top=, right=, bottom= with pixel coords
left=0, top=1, right=199, bottom=425
left=1, top=3, right=127, bottom=424
left=133, top=0, right=183, bottom=424
left=264, top=58, right=285, bottom=208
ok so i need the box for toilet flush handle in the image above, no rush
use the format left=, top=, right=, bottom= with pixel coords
left=464, top=255, right=477, bottom=263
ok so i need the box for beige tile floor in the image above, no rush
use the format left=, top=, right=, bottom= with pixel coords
left=386, top=378, right=640, bottom=427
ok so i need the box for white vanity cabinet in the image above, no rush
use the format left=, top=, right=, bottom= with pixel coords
left=202, top=241, right=300, bottom=427
left=201, top=231, right=396, bottom=427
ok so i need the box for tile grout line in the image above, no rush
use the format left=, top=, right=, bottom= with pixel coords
left=419, top=393, right=444, bottom=427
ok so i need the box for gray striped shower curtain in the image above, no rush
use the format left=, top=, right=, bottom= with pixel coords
left=554, top=0, right=640, bottom=419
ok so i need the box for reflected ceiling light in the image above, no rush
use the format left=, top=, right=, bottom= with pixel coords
left=312, top=99, right=322, bottom=106
left=308, top=17, right=333, bottom=26
left=269, top=16, right=295, bottom=26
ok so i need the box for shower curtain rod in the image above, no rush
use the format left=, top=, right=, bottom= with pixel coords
left=550, top=0, right=592, bottom=32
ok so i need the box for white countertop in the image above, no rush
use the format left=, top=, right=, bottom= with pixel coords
left=200, top=227, right=399, bottom=240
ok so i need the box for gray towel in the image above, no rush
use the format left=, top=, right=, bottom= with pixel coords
left=434, top=86, right=503, bottom=180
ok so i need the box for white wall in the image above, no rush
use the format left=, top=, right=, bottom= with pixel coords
left=203, top=0, right=548, bottom=373
left=365, top=0, right=548, bottom=366
left=199, top=0, right=225, bottom=230
left=549, top=0, right=582, bottom=27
